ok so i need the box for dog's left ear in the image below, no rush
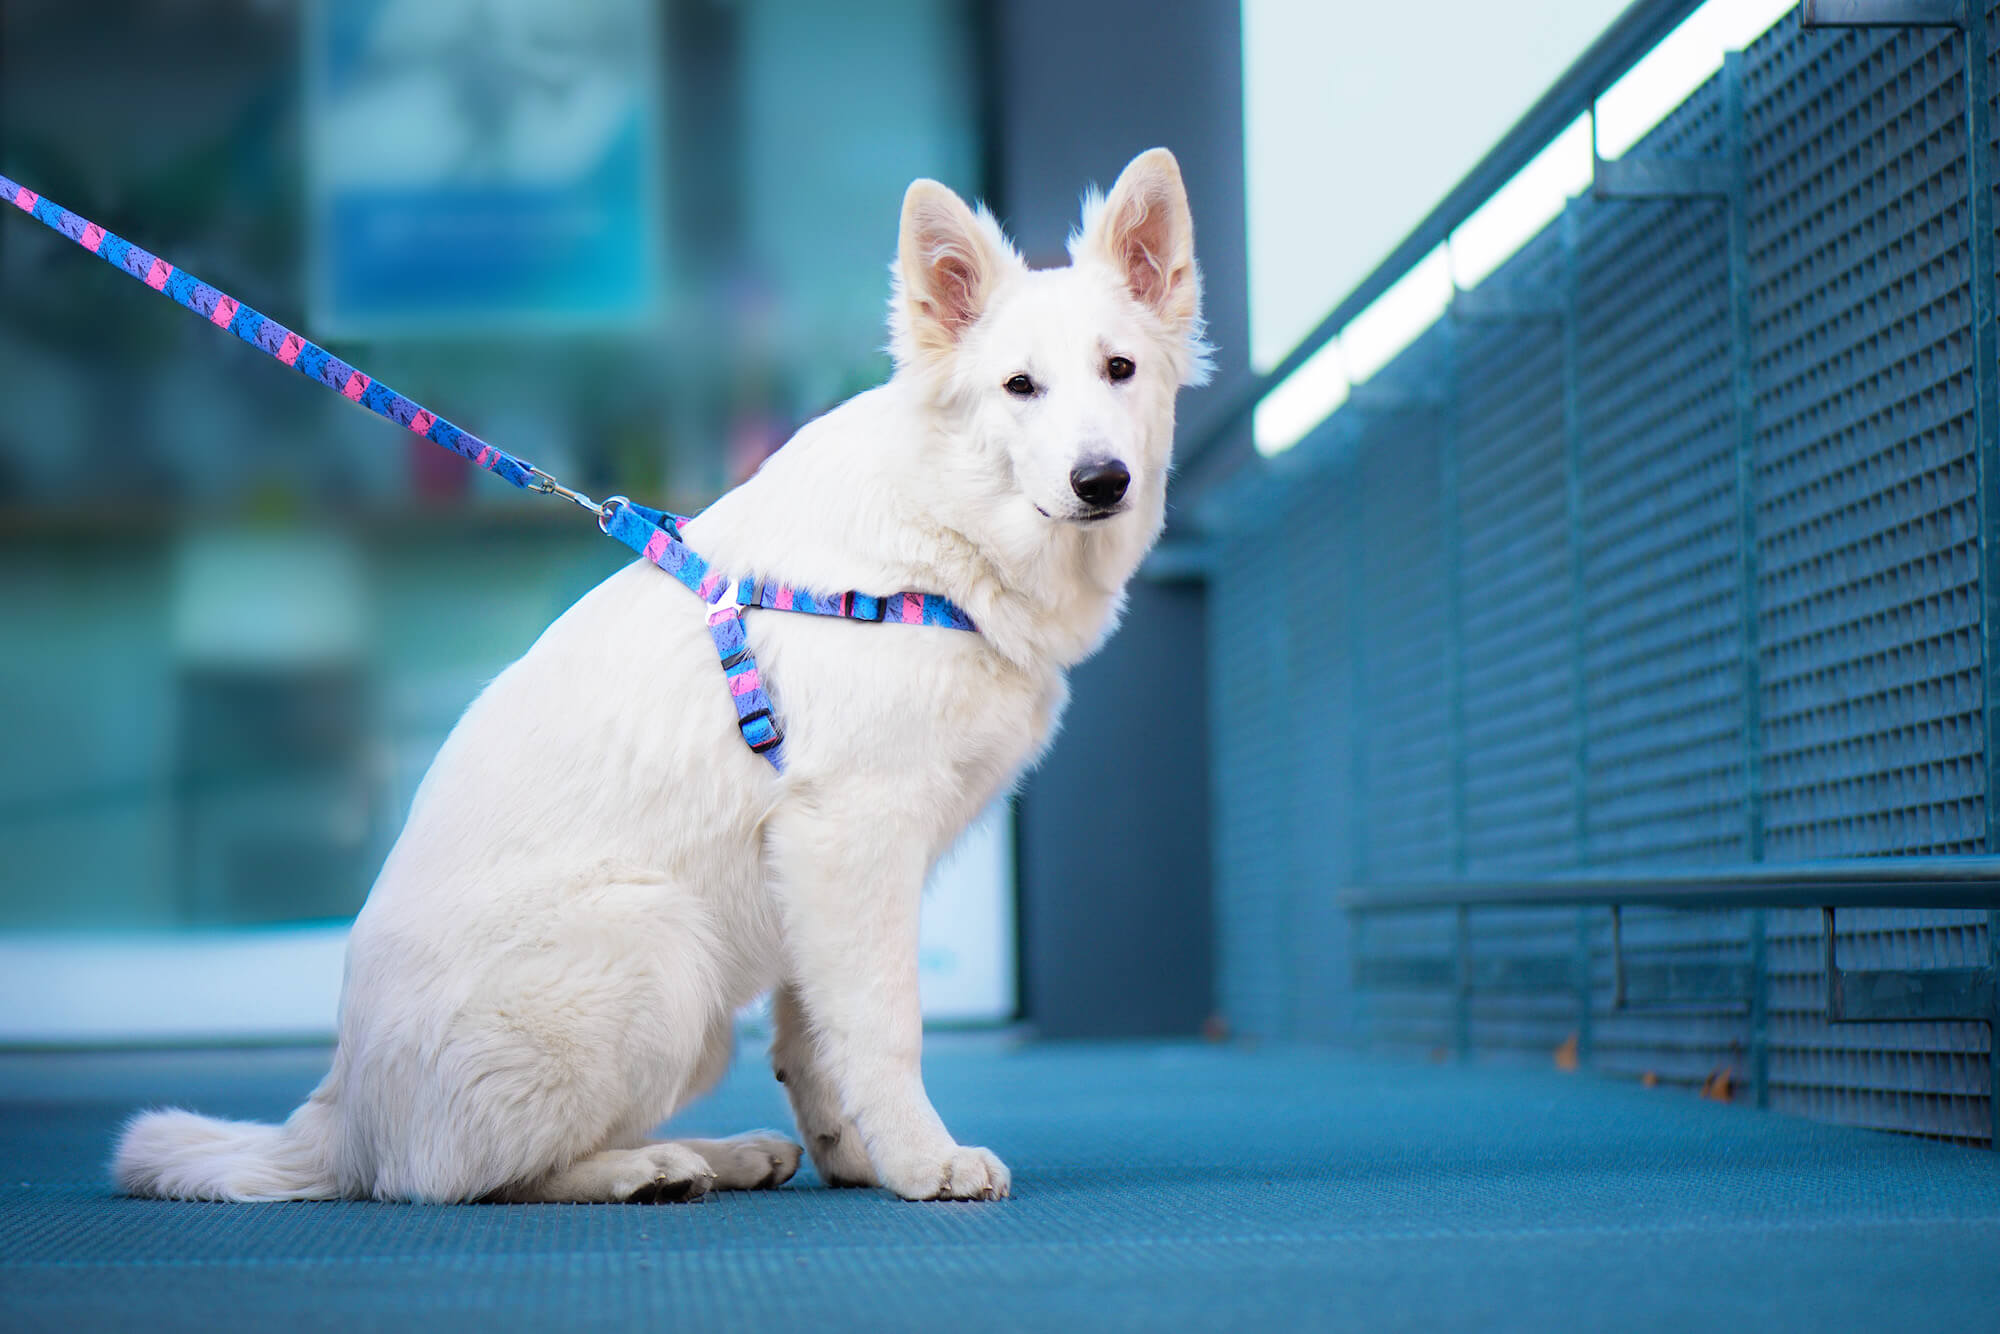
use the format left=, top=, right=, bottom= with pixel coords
left=1078, top=148, right=1202, bottom=343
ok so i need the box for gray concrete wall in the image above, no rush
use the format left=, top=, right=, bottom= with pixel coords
left=987, top=0, right=1248, bottom=1036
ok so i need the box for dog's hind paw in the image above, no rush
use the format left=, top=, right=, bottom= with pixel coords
left=616, top=1143, right=717, bottom=1204
left=667, top=1132, right=803, bottom=1190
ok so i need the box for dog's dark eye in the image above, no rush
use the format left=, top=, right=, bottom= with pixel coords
left=1004, top=373, right=1037, bottom=397
left=1106, top=356, right=1136, bottom=382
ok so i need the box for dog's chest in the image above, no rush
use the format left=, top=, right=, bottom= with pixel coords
left=759, top=612, right=1054, bottom=785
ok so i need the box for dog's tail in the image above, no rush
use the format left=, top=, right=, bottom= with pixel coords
left=113, top=1104, right=341, bottom=1201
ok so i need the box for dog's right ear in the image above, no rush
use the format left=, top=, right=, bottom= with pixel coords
left=891, top=180, right=1017, bottom=369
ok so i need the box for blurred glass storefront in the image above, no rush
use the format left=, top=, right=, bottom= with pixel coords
left=0, top=0, right=984, bottom=942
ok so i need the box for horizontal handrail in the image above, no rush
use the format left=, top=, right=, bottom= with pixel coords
left=1340, top=858, right=2000, bottom=912
left=1180, top=0, right=1707, bottom=485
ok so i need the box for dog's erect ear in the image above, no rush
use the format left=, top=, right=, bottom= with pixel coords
left=892, top=180, right=1016, bottom=368
left=1077, top=148, right=1201, bottom=339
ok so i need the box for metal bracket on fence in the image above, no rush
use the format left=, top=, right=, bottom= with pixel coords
left=1345, top=383, right=1444, bottom=415
left=1822, top=906, right=2000, bottom=1144
left=1450, top=284, right=1565, bottom=323
left=1800, top=0, right=1965, bottom=27
left=1591, top=155, right=1733, bottom=201
left=1359, top=953, right=1579, bottom=993
left=1608, top=904, right=1756, bottom=1010
left=1821, top=907, right=1997, bottom=1023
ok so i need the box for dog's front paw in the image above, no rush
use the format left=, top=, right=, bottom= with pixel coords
left=877, top=1145, right=1011, bottom=1202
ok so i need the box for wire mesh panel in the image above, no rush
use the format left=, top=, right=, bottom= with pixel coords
left=1746, top=23, right=1984, bottom=861
left=1209, top=526, right=1292, bottom=1042
left=1453, top=231, right=1589, bottom=1060
left=1280, top=467, right=1358, bottom=1041
left=1743, top=16, right=1993, bottom=1139
left=1346, top=355, right=1458, bottom=1052
left=1573, top=76, right=1757, bottom=1089
left=1354, top=907, right=1458, bottom=1055
left=1458, top=232, right=1578, bottom=877
left=1578, top=83, right=1747, bottom=871
left=1352, top=349, right=1453, bottom=885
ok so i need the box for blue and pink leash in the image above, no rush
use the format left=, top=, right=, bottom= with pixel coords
left=0, top=175, right=976, bottom=772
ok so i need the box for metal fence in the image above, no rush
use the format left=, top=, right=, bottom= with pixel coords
left=1198, top=3, right=2000, bottom=1143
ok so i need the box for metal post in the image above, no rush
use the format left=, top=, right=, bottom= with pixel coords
left=1275, top=521, right=1299, bottom=1041
left=1455, top=904, right=1473, bottom=1061
left=1345, top=461, right=1372, bottom=1043
left=1345, top=473, right=1371, bottom=890
left=1442, top=317, right=1468, bottom=884
left=1991, top=909, right=2000, bottom=1145
left=1719, top=52, right=1772, bottom=1111
left=1959, top=0, right=2000, bottom=1156
left=1438, top=310, right=1477, bottom=1048
left=1560, top=201, right=1595, bottom=1064
left=1611, top=904, right=1626, bottom=1009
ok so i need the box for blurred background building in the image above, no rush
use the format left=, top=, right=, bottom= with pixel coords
left=0, top=0, right=1245, bottom=1041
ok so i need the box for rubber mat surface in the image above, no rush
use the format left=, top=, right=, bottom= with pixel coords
left=3, top=1039, right=1997, bottom=1332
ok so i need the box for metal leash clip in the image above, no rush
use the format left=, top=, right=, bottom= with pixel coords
left=527, top=466, right=601, bottom=515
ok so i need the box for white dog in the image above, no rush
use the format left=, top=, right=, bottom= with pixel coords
left=114, top=148, right=1206, bottom=1204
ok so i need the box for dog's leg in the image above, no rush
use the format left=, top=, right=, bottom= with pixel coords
left=767, top=804, right=1009, bottom=1201
left=634, top=1009, right=801, bottom=1190
left=770, top=981, right=877, bottom=1187
left=491, top=1143, right=716, bottom=1204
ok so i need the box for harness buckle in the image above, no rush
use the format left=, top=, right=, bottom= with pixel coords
left=735, top=706, right=785, bottom=754
left=705, top=579, right=746, bottom=626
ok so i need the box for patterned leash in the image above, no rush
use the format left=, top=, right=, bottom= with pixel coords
left=1, top=175, right=977, bottom=772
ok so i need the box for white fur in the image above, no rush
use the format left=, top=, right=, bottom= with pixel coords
left=113, top=148, right=1204, bottom=1204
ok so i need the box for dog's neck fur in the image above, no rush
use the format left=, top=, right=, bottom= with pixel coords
left=691, top=372, right=1167, bottom=680
left=895, top=399, right=1164, bottom=675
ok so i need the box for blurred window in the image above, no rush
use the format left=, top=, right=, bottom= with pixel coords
left=0, top=0, right=986, bottom=1039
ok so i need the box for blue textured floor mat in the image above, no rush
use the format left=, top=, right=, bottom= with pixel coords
left=3, top=1039, right=1997, bottom=1332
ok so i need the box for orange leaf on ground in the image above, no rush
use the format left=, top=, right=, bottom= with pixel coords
left=1700, top=1067, right=1735, bottom=1102
left=1554, top=1032, right=1579, bottom=1071
left=1641, top=1071, right=1659, bottom=1089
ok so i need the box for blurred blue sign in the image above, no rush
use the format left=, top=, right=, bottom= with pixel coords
left=306, top=0, right=664, bottom=335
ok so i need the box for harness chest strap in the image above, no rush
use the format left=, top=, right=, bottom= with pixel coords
left=596, top=500, right=977, bottom=771
left=0, top=174, right=978, bottom=774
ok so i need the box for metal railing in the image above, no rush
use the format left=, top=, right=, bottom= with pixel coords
left=1205, top=0, right=2000, bottom=1145
left=1180, top=0, right=1713, bottom=490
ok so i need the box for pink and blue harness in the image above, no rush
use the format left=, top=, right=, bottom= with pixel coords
left=0, top=175, right=976, bottom=772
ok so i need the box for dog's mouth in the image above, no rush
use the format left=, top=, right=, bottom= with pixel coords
left=1034, top=504, right=1128, bottom=524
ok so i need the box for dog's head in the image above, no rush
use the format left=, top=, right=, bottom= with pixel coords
left=887, top=149, right=1207, bottom=536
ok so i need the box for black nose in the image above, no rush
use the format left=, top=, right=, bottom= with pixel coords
left=1069, top=459, right=1131, bottom=509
